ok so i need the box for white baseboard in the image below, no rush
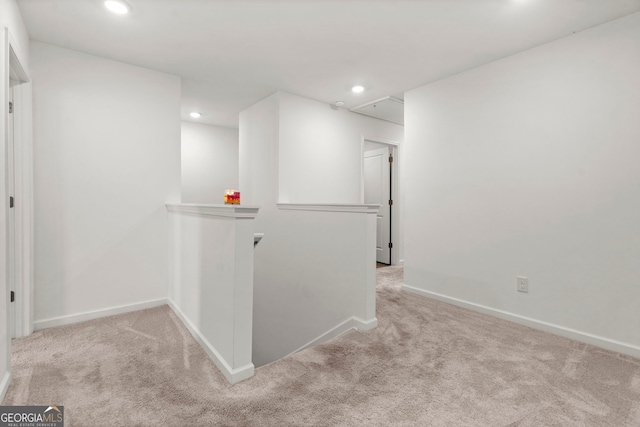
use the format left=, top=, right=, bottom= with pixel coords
left=33, top=298, right=168, bottom=331
left=0, top=371, right=11, bottom=403
left=288, top=315, right=378, bottom=358
left=353, top=316, right=378, bottom=331
left=167, top=299, right=254, bottom=385
left=402, top=284, right=640, bottom=360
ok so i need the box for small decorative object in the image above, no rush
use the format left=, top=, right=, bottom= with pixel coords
left=224, top=190, right=240, bottom=205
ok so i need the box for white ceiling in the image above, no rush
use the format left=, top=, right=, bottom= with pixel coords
left=17, top=0, right=640, bottom=128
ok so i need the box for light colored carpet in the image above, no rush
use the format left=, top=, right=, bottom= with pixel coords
left=3, top=266, right=640, bottom=426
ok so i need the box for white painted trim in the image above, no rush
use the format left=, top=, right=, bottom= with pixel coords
left=402, top=284, right=640, bottom=359
left=34, top=296, right=255, bottom=384
left=34, top=299, right=167, bottom=331
left=354, top=316, right=378, bottom=331
left=12, top=81, right=33, bottom=338
left=8, top=46, right=29, bottom=85
left=167, top=299, right=254, bottom=384
left=166, top=203, right=259, bottom=219
left=277, top=203, right=380, bottom=214
left=2, top=27, right=11, bottom=395
left=286, top=316, right=378, bottom=358
left=361, top=137, right=402, bottom=266
left=287, top=318, right=358, bottom=357
left=0, top=371, right=11, bottom=403
left=363, top=137, right=400, bottom=146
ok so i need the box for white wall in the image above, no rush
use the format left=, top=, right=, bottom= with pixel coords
left=181, top=122, right=238, bottom=204
left=240, top=92, right=403, bottom=207
left=240, top=92, right=394, bottom=366
left=1, top=0, right=30, bottom=71
left=167, top=205, right=257, bottom=384
left=278, top=91, right=405, bottom=262
left=278, top=93, right=403, bottom=203
left=239, top=94, right=279, bottom=208
left=404, top=12, right=640, bottom=355
left=30, top=42, right=181, bottom=326
left=0, top=0, right=30, bottom=400
left=251, top=205, right=377, bottom=366
left=239, top=94, right=281, bottom=366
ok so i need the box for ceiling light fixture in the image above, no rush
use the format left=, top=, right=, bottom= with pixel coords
left=335, top=101, right=345, bottom=107
left=104, top=0, right=131, bottom=15
left=190, top=112, right=202, bottom=118
left=351, top=85, right=365, bottom=93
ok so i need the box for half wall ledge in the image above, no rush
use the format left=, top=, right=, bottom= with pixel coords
left=166, top=203, right=260, bottom=219
left=276, top=203, right=380, bottom=213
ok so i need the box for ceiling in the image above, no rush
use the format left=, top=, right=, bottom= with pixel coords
left=351, top=96, right=404, bottom=125
left=17, top=0, right=640, bottom=128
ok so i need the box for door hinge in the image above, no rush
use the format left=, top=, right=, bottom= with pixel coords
left=388, top=242, right=393, bottom=249
left=11, top=291, right=15, bottom=303
left=389, top=156, right=394, bottom=163
left=9, top=101, right=13, bottom=114
left=10, top=196, right=14, bottom=208
left=388, top=199, right=393, bottom=205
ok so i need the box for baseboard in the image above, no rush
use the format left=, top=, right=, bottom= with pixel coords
left=402, top=284, right=640, bottom=360
left=167, top=299, right=254, bottom=385
left=353, top=316, right=378, bottom=331
left=34, top=298, right=168, bottom=331
left=287, top=315, right=379, bottom=357
left=0, top=371, right=11, bottom=403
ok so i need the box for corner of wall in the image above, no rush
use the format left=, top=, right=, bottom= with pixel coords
left=167, top=299, right=254, bottom=384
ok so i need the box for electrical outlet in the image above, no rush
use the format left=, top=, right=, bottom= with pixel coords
left=517, top=276, right=529, bottom=293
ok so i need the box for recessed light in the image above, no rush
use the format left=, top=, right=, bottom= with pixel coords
left=190, top=112, right=202, bottom=119
left=335, top=101, right=344, bottom=107
left=104, top=0, right=130, bottom=15
left=351, top=85, right=365, bottom=93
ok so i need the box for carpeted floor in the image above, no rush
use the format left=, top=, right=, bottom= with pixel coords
left=3, top=266, right=640, bottom=426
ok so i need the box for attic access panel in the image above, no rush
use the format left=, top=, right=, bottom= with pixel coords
left=350, top=96, right=404, bottom=125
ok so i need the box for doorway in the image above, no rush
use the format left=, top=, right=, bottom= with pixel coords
left=8, top=86, right=15, bottom=338
left=363, top=139, right=398, bottom=265
left=6, top=44, right=31, bottom=339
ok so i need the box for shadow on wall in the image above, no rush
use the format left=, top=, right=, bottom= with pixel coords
left=251, top=204, right=377, bottom=367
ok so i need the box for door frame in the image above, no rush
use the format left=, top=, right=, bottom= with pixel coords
left=6, top=37, right=33, bottom=340
left=360, top=136, right=402, bottom=266
left=364, top=146, right=392, bottom=264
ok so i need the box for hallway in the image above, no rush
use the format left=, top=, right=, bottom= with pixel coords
left=3, top=265, right=638, bottom=426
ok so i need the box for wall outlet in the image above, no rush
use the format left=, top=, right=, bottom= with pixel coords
left=517, top=276, right=529, bottom=293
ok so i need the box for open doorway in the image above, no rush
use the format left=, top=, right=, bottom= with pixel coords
left=362, top=139, right=399, bottom=265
